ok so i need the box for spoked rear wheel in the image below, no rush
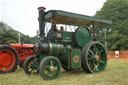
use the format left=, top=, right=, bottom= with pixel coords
left=39, top=56, right=61, bottom=80
left=82, top=41, right=107, bottom=73
left=24, top=56, right=39, bottom=75
left=0, top=45, right=18, bottom=73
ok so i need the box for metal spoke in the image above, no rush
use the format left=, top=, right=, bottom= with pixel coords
left=44, top=70, right=49, bottom=74
left=31, top=68, right=38, bottom=74
left=93, top=63, right=99, bottom=71
left=95, top=68, right=99, bottom=71
left=96, top=48, right=100, bottom=54
left=89, top=49, right=95, bottom=56
left=95, top=61, right=100, bottom=67
left=93, top=63, right=98, bottom=70
left=50, top=60, right=53, bottom=66
left=100, top=48, right=104, bottom=52
left=100, top=60, right=105, bottom=64
left=88, top=56, right=94, bottom=60
left=27, top=66, right=32, bottom=69
left=90, top=61, right=95, bottom=69
left=28, top=68, right=32, bottom=72
left=33, top=69, right=38, bottom=73
left=93, top=44, right=96, bottom=51
left=54, top=67, right=57, bottom=70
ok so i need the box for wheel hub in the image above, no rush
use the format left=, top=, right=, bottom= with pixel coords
left=0, top=54, right=11, bottom=66
left=95, top=55, right=99, bottom=61
left=50, top=66, right=55, bottom=71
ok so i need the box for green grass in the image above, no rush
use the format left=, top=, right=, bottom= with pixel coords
left=0, top=60, right=128, bottom=85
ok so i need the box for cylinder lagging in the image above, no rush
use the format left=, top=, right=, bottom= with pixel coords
left=35, top=40, right=70, bottom=56
left=38, top=7, right=46, bottom=41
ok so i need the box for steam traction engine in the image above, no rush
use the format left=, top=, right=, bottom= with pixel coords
left=23, top=7, right=112, bottom=80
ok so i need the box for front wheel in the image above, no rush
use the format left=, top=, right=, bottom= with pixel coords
left=23, top=56, right=39, bottom=75
left=39, top=56, right=61, bottom=80
left=82, top=41, right=107, bottom=73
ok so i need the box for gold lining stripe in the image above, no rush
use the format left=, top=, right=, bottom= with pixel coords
left=58, top=44, right=61, bottom=52
left=56, top=45, right=59, bottom=56
left=56, top=44, right=61, bottom=55
left=59, top=44, right=62, bottom=52
left=49, top=43, right=52, bottom=55
left=59, top=45, right=61, bottom=51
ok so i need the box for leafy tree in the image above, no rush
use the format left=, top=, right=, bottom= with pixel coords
left=0, top=22, right=37, bottom=44
left=95, top=0, right=128, bottom=50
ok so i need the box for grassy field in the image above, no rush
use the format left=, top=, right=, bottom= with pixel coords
left=0, top=60, right=128, bottom=85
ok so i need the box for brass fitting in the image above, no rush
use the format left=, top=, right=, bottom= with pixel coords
left=38, top=7, right=46, bottom=11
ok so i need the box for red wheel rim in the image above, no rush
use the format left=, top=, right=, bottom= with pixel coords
left=0, top=49, right=16, bottom=71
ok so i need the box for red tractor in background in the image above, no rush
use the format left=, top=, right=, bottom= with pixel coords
left=0, top=43, right=35, bottom=73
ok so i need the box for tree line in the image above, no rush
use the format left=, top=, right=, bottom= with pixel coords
left=95, top=0, right=128, bottom=50
left=0, top=21, right=38, bottom=44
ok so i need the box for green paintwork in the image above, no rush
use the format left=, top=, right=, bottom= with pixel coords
left=45, top=10, right=112, bottom=26
left=49, top=42, right=69, bottom=56
left=25, top=56, right=39, bottom=74
left=63, top=32, right=73, bottom=42
left=86, top=42, right=107, bottom=73
left=41, top=58, right=61, bottom=79
left=76, top=26, right=91, bottom=47
left=69, top=49, right=81, bottom=68
left=49, top=43, right=58, bottom=56
left=39, top=55, right=46, bottom=61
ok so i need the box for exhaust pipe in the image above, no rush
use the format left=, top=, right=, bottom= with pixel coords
left=38, top=7, right=46, bottom=41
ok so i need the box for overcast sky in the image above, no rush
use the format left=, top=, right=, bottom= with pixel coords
left=0, top=0, right=107, bottom=37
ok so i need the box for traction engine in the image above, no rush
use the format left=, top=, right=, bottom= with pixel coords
left=23, top=7, right=112, bottom=80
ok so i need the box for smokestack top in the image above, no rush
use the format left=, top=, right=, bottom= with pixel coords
left=38, top=7, right=46, bottom=11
